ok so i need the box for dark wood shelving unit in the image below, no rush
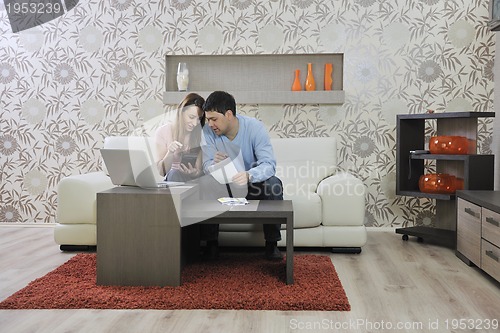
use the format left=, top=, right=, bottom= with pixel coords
left=395, top=226, right=456, bottom=247
left=397, top=191, right=455, bottom=200
left=396, top=112, right=495, bottom=248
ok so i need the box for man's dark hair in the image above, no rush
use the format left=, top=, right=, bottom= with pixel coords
left=202, top=91, right=236, bottom=116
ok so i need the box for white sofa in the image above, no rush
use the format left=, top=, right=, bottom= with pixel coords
left=55, top=136, right=367, bottom=252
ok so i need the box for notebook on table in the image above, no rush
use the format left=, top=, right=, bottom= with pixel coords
left=100, top=148, right=184, bottom=188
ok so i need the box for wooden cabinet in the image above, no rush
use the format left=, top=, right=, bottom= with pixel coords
left=395, top=112, right=495, bottom=247
left=457, top=198, right=482, bottom=265
left=163, top=54, right=344, bottom=105
left=481, top=240, right=500, bottom=282
left=456, top=191, right=500, bottom=283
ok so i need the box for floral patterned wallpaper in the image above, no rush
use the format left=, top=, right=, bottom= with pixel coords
left=0, top=0, right=495, bottom=227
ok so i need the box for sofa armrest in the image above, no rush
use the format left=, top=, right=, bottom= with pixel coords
left=317, top=172, right=365, bottom=226
left=56, top=171, right=114, bottom=224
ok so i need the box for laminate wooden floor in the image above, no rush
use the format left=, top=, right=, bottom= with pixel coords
left=0, top=226, right=498, bottom=333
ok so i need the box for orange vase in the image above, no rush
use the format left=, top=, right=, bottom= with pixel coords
left=429, top=136, right=474, bottom=155
left=304, top=63, right=316, bottom=91
left=324, top=63, right=333, bottom=91
left=292, top=69, right=302, bottom=91
left=418, top=173, right=464, bottom=194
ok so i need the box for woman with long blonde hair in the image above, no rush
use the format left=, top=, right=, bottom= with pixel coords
left=155, top=93, right=205, bottom=181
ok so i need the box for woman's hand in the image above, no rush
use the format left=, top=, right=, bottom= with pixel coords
left=179, top=163, right=199, bottom=176
left=168, top=141, right=183, bottom=153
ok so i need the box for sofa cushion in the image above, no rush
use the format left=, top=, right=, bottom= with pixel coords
left=54, top=223, right=96, bottom=246
left=287, top=194, right=322, bottom=228
left=317, top=172, right=365, bottom=226
left=56, top=171, right=113, bottom=224
left=272, top=137, right=336, bottom=197
left=271, top=137, right=337, bottom=165
left=271, top=137, right=337, bottom=180
left=271, top=137, right=336, bottom=228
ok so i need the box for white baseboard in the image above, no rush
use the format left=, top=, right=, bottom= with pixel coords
left=365, top=227, right=397, bottom=233
left=0, top=222, right=55, bottom=228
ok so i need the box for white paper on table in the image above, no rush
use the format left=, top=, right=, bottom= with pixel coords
left=217, top=197, right=249, bottom=205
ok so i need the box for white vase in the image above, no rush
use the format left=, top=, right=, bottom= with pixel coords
left=176, top=62, right=189, bottom=91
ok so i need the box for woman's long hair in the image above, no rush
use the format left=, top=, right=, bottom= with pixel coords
left=172, top=93, right=205, bottom=150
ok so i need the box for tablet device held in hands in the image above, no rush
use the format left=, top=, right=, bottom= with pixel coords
left=181, top=152, right=198, bottom=167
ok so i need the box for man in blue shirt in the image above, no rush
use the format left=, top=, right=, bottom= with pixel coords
left=200, top=91, right=283, bottom=261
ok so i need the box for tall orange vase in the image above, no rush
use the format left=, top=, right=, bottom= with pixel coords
left=304, top=63, right=316, bottom=91
left=324, top=63, right=333, bottom=91
left=292, top=69, right=302, bottom=91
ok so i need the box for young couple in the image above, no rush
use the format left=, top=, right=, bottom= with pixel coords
left=155, top=91, right=283, bottom=261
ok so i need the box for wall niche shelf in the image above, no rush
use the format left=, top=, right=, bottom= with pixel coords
left=163, top=54, right=344, bottom=105
left=395, top=111, right=495, bottom=248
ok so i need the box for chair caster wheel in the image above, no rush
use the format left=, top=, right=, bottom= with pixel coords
left=417, top=237, right=424, bottom=243
left=402, top=234, right=409, bottom=241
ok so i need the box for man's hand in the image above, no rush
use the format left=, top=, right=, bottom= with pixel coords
left=232, top=171, right=249, bottom=186
left=213, top=151, right=228, bottom=164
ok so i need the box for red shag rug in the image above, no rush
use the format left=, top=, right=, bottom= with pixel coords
left=0, top=253, right=350, bottom=311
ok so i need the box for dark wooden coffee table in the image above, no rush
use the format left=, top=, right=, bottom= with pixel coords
left=97, top=186, right=294, bottom=286
left=184, top=200, right=294, bottom=284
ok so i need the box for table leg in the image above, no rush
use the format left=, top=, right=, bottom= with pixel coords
left=286, top=215, right=294, bottom=284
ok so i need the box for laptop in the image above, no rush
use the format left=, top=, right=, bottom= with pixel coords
left=100, top=148, right=184, bottom=188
